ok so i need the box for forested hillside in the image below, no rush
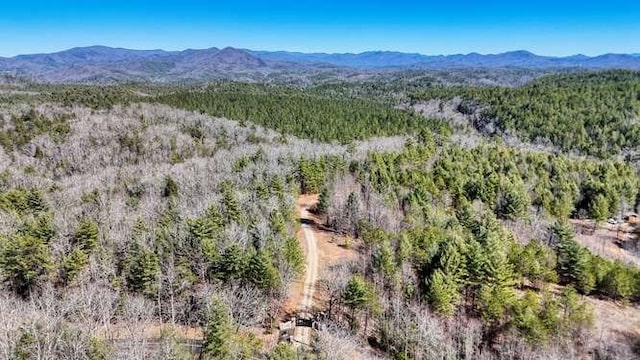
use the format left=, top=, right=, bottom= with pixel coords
left=301, top=135, right=640, bottom=358
left=412, top=71, right=640, bottom=157
left=0, top=102, right=374, bottom=358
left=0, top=71, right=639, bottom=359
left=154, top=83, right=449, bottom=143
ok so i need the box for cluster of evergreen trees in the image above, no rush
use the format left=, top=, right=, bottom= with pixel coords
left=154, top=83, right=450, bottom=143
left=412, top=70, right=640, bottom=157
left=313, top=136, right=640, bottom=356
left=0, top=186, right=99, bottom=296
left=0, top=108, right=71, bottom=151
left=355, top=140, right=638, bottom=222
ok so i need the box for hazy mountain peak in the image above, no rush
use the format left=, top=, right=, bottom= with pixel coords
left=502, top=50, right=538, bottom=56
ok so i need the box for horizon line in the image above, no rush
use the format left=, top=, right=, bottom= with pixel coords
left=2, top=44, right=640, bottom=59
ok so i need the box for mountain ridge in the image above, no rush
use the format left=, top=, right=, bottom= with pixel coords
left=2, top=45, right=640, bottom=83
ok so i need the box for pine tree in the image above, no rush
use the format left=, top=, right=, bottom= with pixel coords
left=478, top=283, right=516, bottom=325
left=25, top=189, right=48, bottom=213
left=559, top=287, right=594, bottom=334
left=343, top=275, right=371, bottom=311
left=246, top=251, right=280, bottom=290
left=483, top=235, right=516, bottom=290
left=435, top=237, right=467, bottom=281
left=548, top=221, right=574, bottom=248
left=19, top=213, right=56, bottom=243
left=186, top=217, right=217, bottom=242
left=588, top=194, right=609, bottom=227
left=202, top=295, right=232, bottom=360
left=317, top=187, right=330, bottom=214
left=13, top=329, right=36, bottom=360
left=373, top=240, right=396, bottom=278
left=517, top=239, right=558, bottom=286
left=220, top=182, right=244, bottom=224
left=556, top=233, right=594, bottom=293
left=214, top=245, right=247, bottom=281
left=131, top=217, right=148, bottom=239
left=427, top=269, right=461, bottom=316
left=125, top=243, right=160, bottom=296
left=465, top=238, right=488, bottom=290
left=495, top=180, right=529, bottom=220
left=269, top=176, right=285, bottom=200
left=283, top=237, right=304, bottom=274
left=269, top=210, right=286, bottom=236
left=600, top=261, right=636, bottom=300
left=513, top=291, right=548, bottom=343
left=0, top=234, right=53, bottom=297
left=73, top=218, right=99, bottom=252
left=61, top=247, right=89, bottom=284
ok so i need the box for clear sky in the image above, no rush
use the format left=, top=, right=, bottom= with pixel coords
left=1, top=1, right=639, bottom=57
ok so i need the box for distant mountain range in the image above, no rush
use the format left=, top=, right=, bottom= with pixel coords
left=252, top=49, right=640, bottom=69
left=2, top=46, right=640, bottom=83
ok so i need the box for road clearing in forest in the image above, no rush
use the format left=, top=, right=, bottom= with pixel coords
left=281, top=194, right=359, bottom=348
left=292, top=195, right=319, bottom=346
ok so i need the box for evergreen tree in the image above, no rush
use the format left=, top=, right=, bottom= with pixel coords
left=25, top=189, right=48, bottom=213
left=373, top=240, right=396, bottom=278
left=427, top=269, right=461, bottom=316
left=283, top=237, right=304, bottom=274
left=588, top=194, right=609, bottom=227
left=495, top=181, right=529, bottom=220
left=13, top=329, right=36, bottom=360
left=559, top=287, right=594, bottom=334
left=317, top=187, right=331, bottom=214
left=0, top=234, right=53, bottom=297
left=220, top=182, right=244, bottom=224
left=214, top=245, right=247, bottom=281
left=548, top=221, right=574, bottom=248
left=19, top=213, right=56, bottom=243
left=600, top=261, right=636, bottom=300
left=246, top=251, right=280, bottom=290
left=269, top=210, right=286, bottom=236
left=343, top=275, right=372, bottom=311
left=556, top=233, right=594, bottom=294
left=61, top=247, right=89, bottom=285
left=517, top=239, right=558, bottom=286
left=513, top=291, right=548, bottom=343
left=202, top=295, right=233, bottom=360
left=478, top=283, right=516, bottom=325
left=73, top=218, right=99, bottom=252
left=125, top=244, right=160, bottom=296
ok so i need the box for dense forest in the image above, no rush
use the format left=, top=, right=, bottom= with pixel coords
left=153, top=83, right=450, bottom=143
left=0, top=70, right=639, bottom=359
left=411, top=71, right=640, bottom=157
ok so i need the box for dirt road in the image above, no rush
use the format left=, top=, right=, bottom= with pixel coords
left=300, top=224, right=318, bottom=312
left=292, top=197, right=319, bottom=346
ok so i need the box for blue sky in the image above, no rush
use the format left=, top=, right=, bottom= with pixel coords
left=1, top=1, right=639, bottom=57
